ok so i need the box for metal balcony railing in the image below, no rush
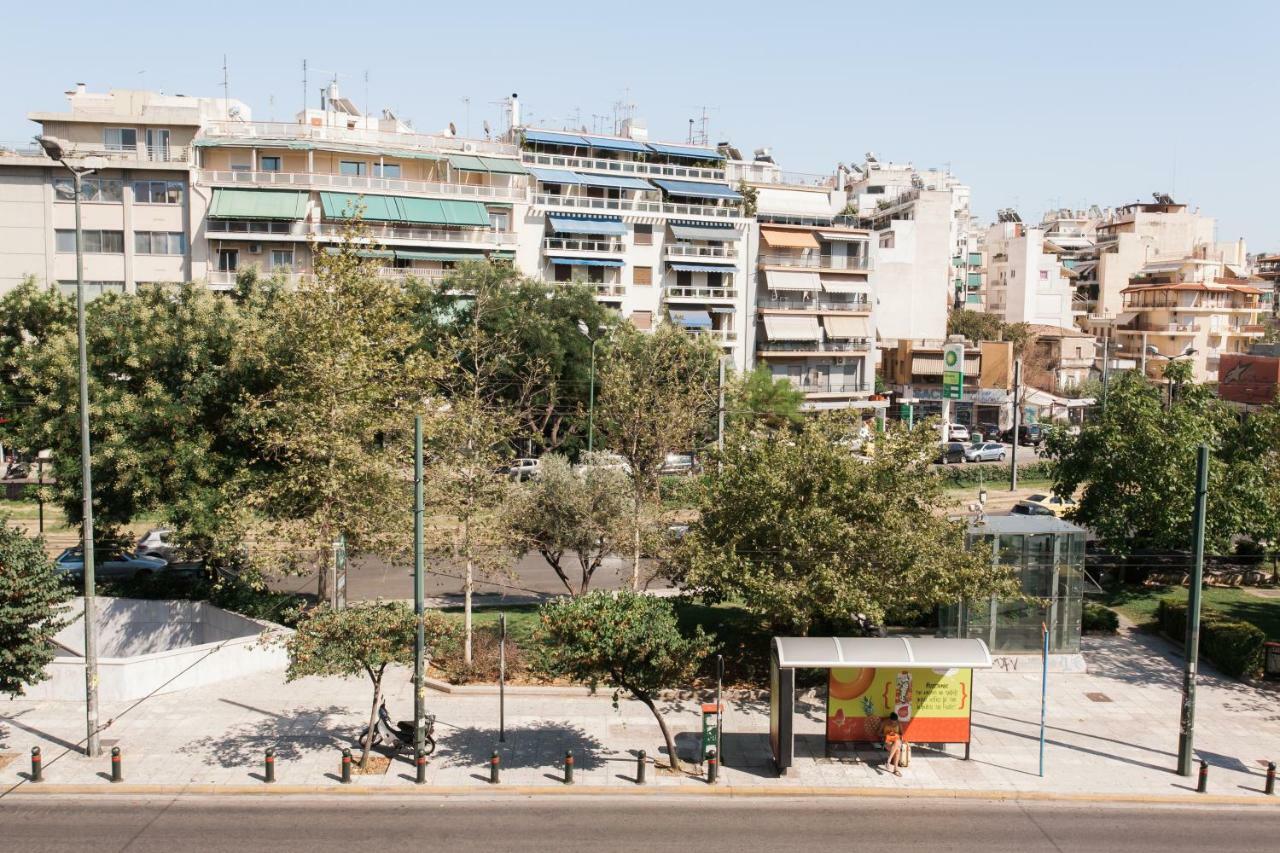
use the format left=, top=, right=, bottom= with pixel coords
left=780, top=378, right=872, bottom=394
left=686, top=328, right=738, bottom=343
left=759, top=253, right=871, bottom=271
left=199, top=120, right=517, bottom=157
left=665, top=243, right=738, bottom=258
left=756, top=339, right=871, bottom=352
left=758, top=296, right=869, bottom=311
left=520, top=150, right=725, bottom=182
left=543, top=237, right=624, bottom=253
left=665, top=286, right=738, bottom=302
left=533, top=193, right=743, bottom=220
left=198, top=169, right=528, bottom=202
left=313, top=222, right=516, bottom=245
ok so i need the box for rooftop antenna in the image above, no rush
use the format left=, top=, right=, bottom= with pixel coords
left=592, top=113, right=608, bottom=135
left=302, top=60, right=307, bottom=124
left=363, top=69, right=370, bottom=120
left=222, top=54, right=230, bottom=119
left=268, top=93, right=275, bottom=123
left=462, top=97, right=471, bottom=137
left=688, top=118, right=695, bottom=143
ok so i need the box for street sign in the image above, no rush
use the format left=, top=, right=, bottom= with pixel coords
left=943, top=343, right=964, bottom=400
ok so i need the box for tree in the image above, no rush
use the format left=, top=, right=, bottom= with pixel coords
left=0, top=277, right=74, bottom=446
left=669, top=415, right=1017, bottom=633
left=508, top=454, right=633, bottom=595
left=727, top=365, right=804, bottom=431
left=596, top=324, right=719, bottom=588
left=0, top=520, right=70, bottom=697
left=238, top=230, right=440, bottom=600
left=283, top=602, right=456, bottom=769
left=946, top=309, right=1005, bottom=343
left=535, top=590, right=713, bottom=772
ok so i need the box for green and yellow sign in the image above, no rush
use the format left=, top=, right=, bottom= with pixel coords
left=942, top=343, right=964, bottom=401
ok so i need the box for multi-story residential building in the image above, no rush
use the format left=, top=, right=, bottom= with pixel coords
left=883, top=337, right=1013, bottom=428
left=982, top=213, right=1074, bottom=329
left=1039, top=207, right=1100, bottom=321
left=1021, top=324, right=1097, bottom=395
left=1253, top=253, right=1280, bottom=317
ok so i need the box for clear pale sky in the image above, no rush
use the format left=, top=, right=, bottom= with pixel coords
left=4, top=1, right=1275, bottom=248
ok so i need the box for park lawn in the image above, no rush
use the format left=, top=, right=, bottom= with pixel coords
left=1099, top=585, right=1280, bottom=640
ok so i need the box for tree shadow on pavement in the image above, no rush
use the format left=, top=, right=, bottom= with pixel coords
left=177, top=704, right=358, bottom=767
left=432, top=721, right=609, bottom=771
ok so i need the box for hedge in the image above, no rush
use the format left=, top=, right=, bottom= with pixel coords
left=1082, top=602, right=1119, bottom=634
left=934, top=459, right=1055, bottom=488
left=1155, top=598, right=1266, bottom=679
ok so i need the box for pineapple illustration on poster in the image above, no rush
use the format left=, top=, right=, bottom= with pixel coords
left=826, top=666, right=974, bottom=743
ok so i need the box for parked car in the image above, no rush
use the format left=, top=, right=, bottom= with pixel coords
left=659, top=452, right=698, bottom=475
left=136, top=527, right=174, bottom=559
left=974, top=422, right=1003, bottom=442
left=964, top=442, right=1006, bottom=463
left=54, top=547, right=169, bottom=581
left=935, top=441, right=967, bottom=465
left=1010, top=500, right=1057, bottom=517
left=575, top=452, right=631, bottom=476
left=1020, top=492, right=1077, bottom=517
left=506, top=457, right=541, bottom=482
left=933, top=422, right=970, bottom=442
left=1013, top=424, right=1046, bottom=446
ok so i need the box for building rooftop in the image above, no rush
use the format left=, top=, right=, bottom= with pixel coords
left=969, top=515, right=1086, bottom=536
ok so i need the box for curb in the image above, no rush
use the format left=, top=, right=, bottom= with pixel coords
left=6, top=783, right=1279, bottom=806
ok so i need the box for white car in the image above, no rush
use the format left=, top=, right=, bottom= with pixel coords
left=506, top=458, right=541, bottom=481
left=575, top=452, right=631, bottom=476
left=947, top=423, right=970, bottom=442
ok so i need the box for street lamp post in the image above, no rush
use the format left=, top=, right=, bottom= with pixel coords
left=37, top=135, right=101, bottom=758
left=578, top=322, right=605, bottom=453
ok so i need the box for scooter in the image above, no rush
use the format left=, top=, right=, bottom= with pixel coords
left=371, top=697, right=436, bottom=755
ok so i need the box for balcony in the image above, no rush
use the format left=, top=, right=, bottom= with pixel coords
left=758, top=253, right=872, bottom=271
left=665, top=243, right=738, bottom=259
left=206, top=219, right=308, bottom=238
left=783, top=378, right=872, bottom=395
left=206, top=269, right=307, bottom=288
left=199, top=121, right=516, bottom=157
left=547, top=280, right=626, bottom=298
left=313, top=222, right=516, bottom=246
left=758, top=296, right=869, bottom=312
left=375, top=267, right=450, bottom=284
left=757, top=339, right=871, bottom=353
left=686, top=328, right=738, bottom=345
left=1, top=141, right=190, bottom=165
left=543, top=237, right=624, bottom=254
left=533, top=193, right=743, bottom=221
left=198, top=169, right=527, bottom=203
left=1118, top=322, right=1201, bottom=334
left=665, top=286, right=738, bottom=303
left=520, top=150, right=724, bottom=182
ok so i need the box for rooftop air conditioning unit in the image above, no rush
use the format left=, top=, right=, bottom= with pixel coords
left=248, top=243, right=262, bottom=254
left=463, top=142, right=477, bottom=153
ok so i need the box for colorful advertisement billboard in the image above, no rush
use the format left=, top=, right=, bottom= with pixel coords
left=827, top=666, right=974, bottom=744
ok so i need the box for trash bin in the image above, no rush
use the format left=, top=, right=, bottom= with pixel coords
left=1265, top=642, right=1280, bottom=679
left=699, top=703, right=722, bottom=764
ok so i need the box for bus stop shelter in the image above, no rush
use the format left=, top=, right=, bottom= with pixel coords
left=770, top=636, right=993, bottom=774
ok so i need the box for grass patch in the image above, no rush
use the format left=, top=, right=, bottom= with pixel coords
left=1098, top=584, right=1280, bottom=640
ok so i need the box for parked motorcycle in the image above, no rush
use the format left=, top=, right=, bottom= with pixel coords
left=371, top=698, right=436, bottom=756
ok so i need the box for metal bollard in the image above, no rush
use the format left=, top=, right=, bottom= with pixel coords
left=1266, top=761, right=1276, bottom=796
left=415, top=749, right=427, bottom=785
left=636, top=749, right=647, bottom=785
left=30, top=747, right=42, bottom=783
left=489, top=750, right=500, bottom=784
left=110, top=747, right=122, bottom=783
left=340, top=748, right=352, bottom=784
left=706, top=748, right=718, bottom=785
left=264, top=747, right=275, bottom=784
left=1196, top=759, right=1208, bottom=793
left=564, top=750, right=574, bottom=785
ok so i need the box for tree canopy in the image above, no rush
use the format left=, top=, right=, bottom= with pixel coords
left=0, top=520, right=70, bottom=697
left=727, top=365, right=805, bottom=431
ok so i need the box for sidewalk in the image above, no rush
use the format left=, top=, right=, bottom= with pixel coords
left=3, top=627, right=1278, bottom=801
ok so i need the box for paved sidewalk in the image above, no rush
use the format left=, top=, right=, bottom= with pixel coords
left=3, top=627, right=1277, bottom=800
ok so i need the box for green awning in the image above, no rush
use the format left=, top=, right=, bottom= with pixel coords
left=209, top=188, right=308, bottom=220
left=397, top=197, right=447, bottom=224
left=439, top=200, right=490, bottom=226
left=323, top=247, right=395, bottom=259
left=320, top=192, right=488, bottom=226
left=396, top=250, right=489, bottom=262
left=319, top=192, right=400, bottom=221
left=478, top=157, right=526, bottom=175
left=448, top=154, right=488, bottom=172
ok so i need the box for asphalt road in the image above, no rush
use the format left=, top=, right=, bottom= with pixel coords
left=4, top=796, right=1277, bottom=852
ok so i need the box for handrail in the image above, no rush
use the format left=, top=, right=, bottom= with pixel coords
left=198, top=169, right=527, bottom=202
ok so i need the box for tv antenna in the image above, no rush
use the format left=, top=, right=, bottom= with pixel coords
left=462, top=97, right=471, bottom=137
left=222, top=55, right=230, bottom=119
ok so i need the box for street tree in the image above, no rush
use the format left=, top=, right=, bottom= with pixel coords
left=283, top=602, right=456, bottom=769
left=726, top=364, right=804, bottom=431
left=534, top=590, right=713, bottom=773
left=507, top=454, right=633, bottom=595
left=670, top=415, right=1016, bottom=633
left=595, top=324, right=719, bottom=588
left=0, top=277, right=74, bottom=447
left=0, top=520, right=70, bottom=697
left=946, top=309, right=1005, bottom=343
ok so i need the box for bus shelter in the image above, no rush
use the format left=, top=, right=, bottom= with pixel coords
left=770, top=636, right=993, bottom=774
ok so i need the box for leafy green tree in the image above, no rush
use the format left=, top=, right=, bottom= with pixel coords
left=508, top=454, right=633, bottom=595
left=946, top=309, right=1005, bottom=343
left=0, top=520, right=70, bottom=697
left=596, top=324, right=719, bottom=588
left=283, top=602, right=456, bottom=768
left=670, top=415, right=1016, bottom=633
left=535, top=590, right=713, bottom=772
left=727, top=365, right=804, bottom=431
left=0, top=277, right=74, bottom=446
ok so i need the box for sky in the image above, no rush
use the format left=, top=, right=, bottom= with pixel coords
left=4, top=1, right=1277, bottom=248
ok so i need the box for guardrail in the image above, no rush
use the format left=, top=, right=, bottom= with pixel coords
left=199, top=121, right=516, bottom=157
left=758, top=297, right=869, bottom=311
left=520, top=150, right=725, bottom=182
left=198, top=169, right=527, bottom=202
left=757, top=339, right=871, bottom=352
left=665, top=286, right=738, bottom=302
left=533, top=193, right=744, bottom=221
left=759, top=253, right=871, bottom=271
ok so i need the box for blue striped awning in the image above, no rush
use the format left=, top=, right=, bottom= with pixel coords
left=581, top=134, right=649, bottom=153
left=529, top=168, right=653, bottom=191
left=669, top=262, right=737, bottom=273
left=547, top=215, right=627, bottom=236
left=653, top=179, right=742, bottom=200
left=548, top=257, right=624, bottom=268
left=669, top=310, right=712, bottom=329
left=646, top=142, right=725, bottom=161
left=523, top=129, right=590, bottom=147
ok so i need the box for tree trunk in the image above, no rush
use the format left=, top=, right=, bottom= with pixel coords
left=464, top=554, right=474, bottom=668
left=361, top=669, right=384, bottom=769
left=631, top=491, right=642, bottom=591
left=636, top=690, right=680, bottom=774
left=317, top=538, right=331, bottom=605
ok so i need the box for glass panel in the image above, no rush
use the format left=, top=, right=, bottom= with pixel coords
left=101, top=180, right=123, bottom=202
left=54, top=179, right=75, bottom=200
left=167, top=182, right=183, bottom=204
left=56, top=230, right=76, bottom=252
left=135, top=233, right=152, bottom=254
left=260, top=157, right=282, bottom=172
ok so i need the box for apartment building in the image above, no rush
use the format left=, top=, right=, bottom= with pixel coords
left=1253, top=253, right=1280, bottom=317
left=882, top=338, right=1013, bottom=428
left=982, top=213, right=1074, bottom=329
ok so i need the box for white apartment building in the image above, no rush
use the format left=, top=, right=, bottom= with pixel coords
left=982, top=214, right=1074, bottom=329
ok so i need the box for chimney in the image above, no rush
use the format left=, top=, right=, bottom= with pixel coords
left=509, top=93, right=520, bottom=130
left=75, top=82, right=87, bottom=96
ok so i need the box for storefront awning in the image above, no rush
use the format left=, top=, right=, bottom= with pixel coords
left=547, top=257, right=624, bottom=267
left=209, top=189, right=308, bottom=220
left=822, top=316, right=870, bottom=339
left=760, top=228, right=819, bottom=249
left=669, top=262, right=736, bottom=273
left=547, top=215, right=627, bottom=236
left=669, top=222, right=736, bottom=241
left=669, top=310, right=712, bottom=329
left=772, top=637, right=993, bottom=670
left=762, top=315, right=821, bottom=342
left=765, top=270, right=821, bottom=291
left=652, top=179, right=741, bottom=200
left=819, top=277, right=869, bottom=294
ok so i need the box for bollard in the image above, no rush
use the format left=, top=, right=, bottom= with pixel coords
left=340, top=748, right=352, bottom=784
left=706, top=748, right=718, bottom=785
left=636, top=749, right=647, bottom=785
left=30, top=746, right=42, bottom=783
left=489, top=750, right=500, bottom=784
left=415, top=749, right=427, bottom=785
left=1196, top=759, right=1208, bottom=793
left=264, top=747, right=275, bottom=784
left=110, top=747, right=122, bottom=783
left=564, top=750, right=574, bottom=785
left=1266, top=762, right=1276, bottom=796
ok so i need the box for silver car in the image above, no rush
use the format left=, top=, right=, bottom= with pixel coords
left=964, top=442, right=1006, bottom=463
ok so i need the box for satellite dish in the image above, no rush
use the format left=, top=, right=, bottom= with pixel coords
left=228, top=105, right=242, bottom=120
left=448, top=122, right=457, bottom=136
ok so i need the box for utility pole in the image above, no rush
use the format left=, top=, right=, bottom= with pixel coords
left=717, top=356, right=727, bottom=453
left=1177, top=444, right=1210, bottom=776
left=413, top=416, right=427, bottom=766
left=587, top=337, right=597, bottom=453
left=1009, top=359, right=1022, bottom=492
left=1101, top=333, right=1110, bottom=411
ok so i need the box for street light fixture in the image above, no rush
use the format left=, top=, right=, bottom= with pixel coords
left=36, top=134, right=103, bottom=758
left=1145, top=345, right=1198, bottom=408
left=577, top=321, right=606, bottom=453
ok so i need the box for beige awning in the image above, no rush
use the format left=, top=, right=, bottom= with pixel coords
left=823, top=316, right=870, bottom=338
left=912, top=355, right=945, bottom=375
left=762, top=315, right=821, bottom=342
left=760, top=228, right=820, bottom=250
left=819, top=277, right=869, bottom=294
left=765, top=269, right=821, bottom=291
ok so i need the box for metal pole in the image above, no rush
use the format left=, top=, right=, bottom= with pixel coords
left=587, top=338, right=596, bottom=453
left=717, top=357, right=726, bottom=453
left=1140, top=332, right=1148, bottom=377
left=1177, top=443, right=1210, bottom=776
left=1039, top=621, right=1048, bottom=778
left=36, top=458, right=43, bottom=535
left=1101, top=334, right=1110, bottom=411
left=71, top=167, right=100, bottom=759
left=413, top=416, right=426, bottom=765
left=498, top=612, right=506, bottom=743
left=715, top=654, right=724, bottom=760
left=1009, top=359, right=1021, bottom=492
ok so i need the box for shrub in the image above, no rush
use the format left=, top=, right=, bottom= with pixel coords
left=1082, top=602, right=1119, bottom=634
left=1155, top=598, right=1266, bottom=678
left=934, top=460, right=1055, bottom=488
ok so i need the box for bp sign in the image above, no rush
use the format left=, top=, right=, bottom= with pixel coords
left=942, top=344, right=964, bottom=400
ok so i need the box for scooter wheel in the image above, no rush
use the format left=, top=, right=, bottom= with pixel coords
left=423, top=735, right=437, bottom=756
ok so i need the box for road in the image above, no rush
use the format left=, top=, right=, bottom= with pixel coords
left=3, top=796, right=1276, bottom=852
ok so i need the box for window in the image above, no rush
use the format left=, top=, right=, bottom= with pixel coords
left=132, top=180, right=184, bottom=204
left=103, top=127, right=137, bottom=151
left=587, top=266, right=605, bottom=284
left=260, top=156, right=282, bottom=172
left=373, top=163, right=400, bottom=178
left=707, top=271, right=723, bottom=290
left=57, top=281, right=125, bottom=300
left=488, top=210, right=510, bottom=232
left=633, top=266, right=653, bottom=286
left=676, top=270, right=692, bottom=288
left=339, top=161, right=367, bottom=177
left=133, top=232, right=186, bottom=255
left=1039, top=269, right=1049, bottom=280
left=630, top=310, right=652, bottom=330
left=54, top=177, right=123, bottom=202
left=634, top=224, right=653, bottom=245
left=218, top=250, right=239, bottom=272
left=879, top=232, right=895, bottom=249
left=55, top=230, right=124, bottom=254
left=553, top=264, right=572, bottom=283
left=270, top=249, right=294, bottom=270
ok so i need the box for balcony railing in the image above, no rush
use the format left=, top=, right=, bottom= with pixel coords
left=686, top=328, right=738, bottom=344
left=1, top=141, right=190, bottom=163
left=313, top=222, right=516, bottom=245
left=757, top=339, right=871, bottom=352
left=207, top=219, right=307, bottom=236
left=199, top=120, right=516, bottom=157
left=665, top=286, right=738, bottom=302
left=533, top=193, right=743, bottom=220
left=758, top=296, right=869, bottom=311
left=548, top=280, right=625, bottom=297
left=665, top=243, right=738, bottom=258
left=1119, top=322, right=1201, bottom=333
left=759, top=253, right=872, bottom=271
left=198, top=169, right=527, bottom=202
left=782, top=378, right=872, bottom=395
left=543, top=237, right=624, bottom=254
left=520, top=150, right=725, bottom=182
left=375, top=267, right=450, bottom=283
left=207, top=269, right=307, bottom=288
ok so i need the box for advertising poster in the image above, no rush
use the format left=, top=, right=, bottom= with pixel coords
left=826, top=666, right=973, bottom=743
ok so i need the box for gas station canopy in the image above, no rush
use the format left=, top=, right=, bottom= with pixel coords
left=772, top=637, right=993, bottom=670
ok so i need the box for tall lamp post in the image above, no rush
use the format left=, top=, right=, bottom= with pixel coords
left=37, top=135, right=102, bottom=758
left=577, top=322, right=605, bottom=453
left=1144, top=345, right=1198, bottom=408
